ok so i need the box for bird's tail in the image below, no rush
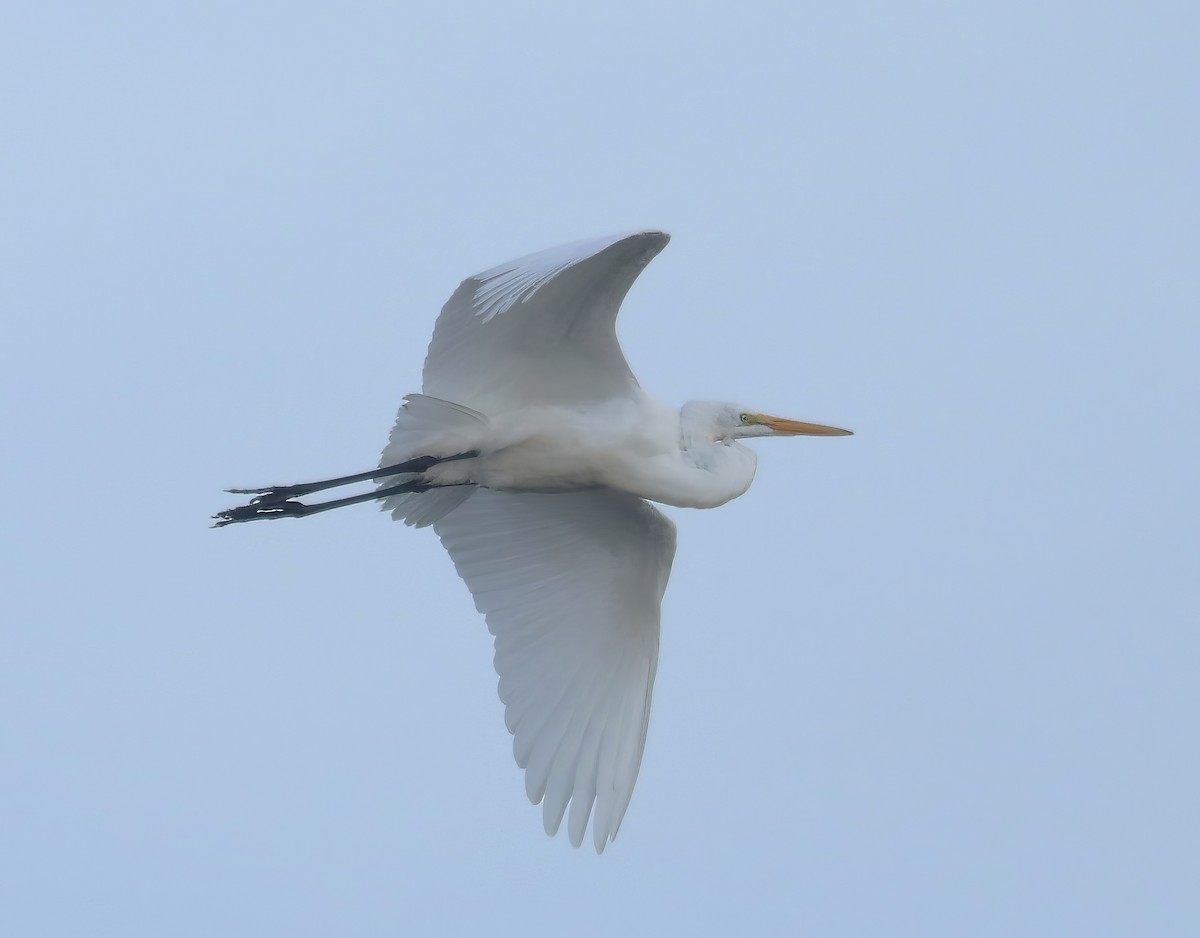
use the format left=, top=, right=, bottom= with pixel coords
left=378, top=394, right=488, bottom=527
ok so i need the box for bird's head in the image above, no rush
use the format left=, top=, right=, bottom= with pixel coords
left=682, top=401, right=852, bottom=443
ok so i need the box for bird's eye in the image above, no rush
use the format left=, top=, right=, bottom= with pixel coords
left=739, top=412, right=751, bottom=424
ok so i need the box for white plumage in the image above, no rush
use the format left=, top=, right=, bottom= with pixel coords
left=215, top=230, right=850, bottom=852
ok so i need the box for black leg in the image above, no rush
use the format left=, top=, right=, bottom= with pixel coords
left=224, top=451, right=477, bottom=505
left=212, top=478, right=472, bottom=528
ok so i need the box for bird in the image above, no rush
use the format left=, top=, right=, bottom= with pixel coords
left=214, top=230, right=851, bottom=852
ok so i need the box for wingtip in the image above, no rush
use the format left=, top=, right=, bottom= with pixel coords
left=624, top=229, right=670, bottom=249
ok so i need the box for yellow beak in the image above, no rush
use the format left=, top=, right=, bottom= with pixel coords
left=755, top=414, right=853, bottom=436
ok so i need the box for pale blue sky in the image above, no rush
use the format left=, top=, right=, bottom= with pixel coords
left=2, top=2, right=1197, bottom=935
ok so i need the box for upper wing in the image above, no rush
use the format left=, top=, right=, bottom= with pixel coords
left=433, top=488, right=677, bottom=852
left=422, top=231, right=670, bottom=413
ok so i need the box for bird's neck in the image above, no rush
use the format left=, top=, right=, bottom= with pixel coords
left=649, top=432, right=757, bottom=509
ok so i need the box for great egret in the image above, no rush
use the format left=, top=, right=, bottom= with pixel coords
left=215, top=231, right=850, bottom=852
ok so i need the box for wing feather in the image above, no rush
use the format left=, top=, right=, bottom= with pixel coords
left=433, top=488, right=676, bottom=852
left=422, top=231, right=670, bottom=412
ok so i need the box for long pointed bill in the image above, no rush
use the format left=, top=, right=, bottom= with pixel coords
left=756, top=414, right=853, bottom=436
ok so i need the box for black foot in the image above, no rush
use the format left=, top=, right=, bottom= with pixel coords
left=224, top=484, right=312, bottom=505
left=211, top=500, right=311, bottom=527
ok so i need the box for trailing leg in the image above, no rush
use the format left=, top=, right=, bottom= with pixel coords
left=212, top=476, right=473, bottom=528
left=223, top=451, right=478, bottom=506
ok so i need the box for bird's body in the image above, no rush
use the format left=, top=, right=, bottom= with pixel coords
left=215, top=230, right=850, bottom=852
left=389, top=396, right=760, bottom=508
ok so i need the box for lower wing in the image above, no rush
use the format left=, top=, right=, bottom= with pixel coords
left=433, top=488, right=677, bottom=852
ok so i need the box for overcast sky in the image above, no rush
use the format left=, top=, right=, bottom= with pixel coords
left=3, top=2, right=1197, bottom=935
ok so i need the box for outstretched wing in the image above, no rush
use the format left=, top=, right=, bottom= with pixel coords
left=422, top=230, right=670, bottom=413
left=433, top=488, right=677, bottom=853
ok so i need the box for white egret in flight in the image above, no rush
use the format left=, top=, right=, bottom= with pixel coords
left=215, top=231, right=850, bottom=852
